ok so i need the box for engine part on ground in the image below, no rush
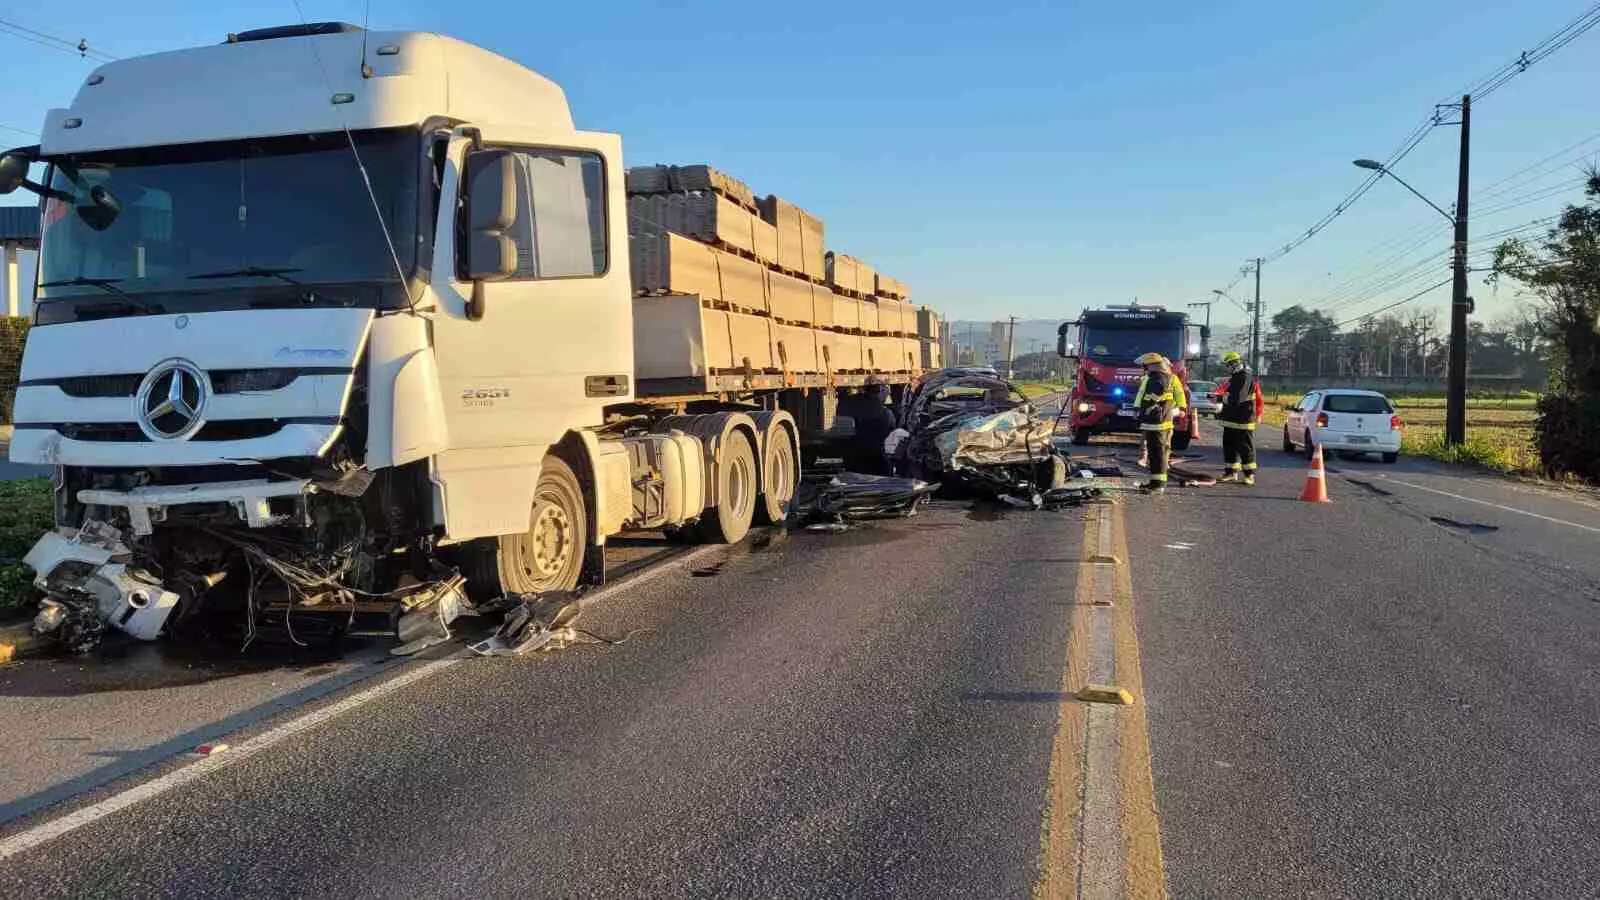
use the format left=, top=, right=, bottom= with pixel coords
left=469, top=591, right=585, bottom=657
left=32, top=593, right=107, bottom=655
left=391, top=574, right=470, bottom=657
left=25, top=527, right=180, bottom=643
left=809, top=472, right=940, bottom=524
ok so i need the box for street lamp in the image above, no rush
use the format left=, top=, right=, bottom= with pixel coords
left=1352, top=99, right=1471, bottom=448
left=1352, top=159, right=1454, bottom=223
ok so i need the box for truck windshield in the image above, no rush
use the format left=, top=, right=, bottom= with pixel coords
left=1080, top=327, right=1182, bottom=362
left=36, top=128, right=419, bottom=320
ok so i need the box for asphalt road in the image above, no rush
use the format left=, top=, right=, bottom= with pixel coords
left=1130, top=429, right=1600, bottom=898
left=4, top=428, right=1600, bottom=897
left=0, top=497, right=1096, bottom=898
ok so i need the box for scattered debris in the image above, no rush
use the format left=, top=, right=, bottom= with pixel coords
left=192, top=742, right=230, bottom=756
left=390, top=574, right=469, bottom=657
left=469, top=591, right=584, bottom=657
left=807, top=472, right=940, bottom=526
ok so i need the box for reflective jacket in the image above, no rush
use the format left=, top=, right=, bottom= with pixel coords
left=1217, top=367, right=1264, bottom=429
left=1135, top=370, right=1185, bottom=431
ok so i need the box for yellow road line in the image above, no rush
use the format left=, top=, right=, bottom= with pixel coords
left=1034, top=506, right=1094, bottom=899
left=1034, top=501, right=1167, bottom=899
left=1110, top=501, right=1168, bottom=899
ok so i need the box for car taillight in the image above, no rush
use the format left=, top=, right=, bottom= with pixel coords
left=1316, top=412, right=1329, bottom=427
left=1390, top=415, right=1403, bottom=430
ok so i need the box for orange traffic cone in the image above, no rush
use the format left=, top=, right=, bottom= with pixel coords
left=1299, top=444, right=1331, bottom=503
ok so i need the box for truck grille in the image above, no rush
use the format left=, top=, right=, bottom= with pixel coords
left=46, top=369, right=308, bottom=398
left=52, top=419, right=333, bottom=442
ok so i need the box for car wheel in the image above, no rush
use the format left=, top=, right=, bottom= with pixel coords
left=1382, top=452, right=1399, bottom=464
left=1282, top=426, right=1294, bottom=452
left=1303, top=431, right=1315, bottom=460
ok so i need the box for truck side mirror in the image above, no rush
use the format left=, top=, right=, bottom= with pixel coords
left=1056, top=322, right=1078, bottom=359
left=0, top=153, right=27, bottom=195
left=462, top=150, right=521, bottom=320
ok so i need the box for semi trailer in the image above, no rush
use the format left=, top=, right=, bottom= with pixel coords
left=0, top=22, right=943, bottom=645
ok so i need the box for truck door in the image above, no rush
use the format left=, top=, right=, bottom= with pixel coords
left=426, top=127, right=632, bottom=538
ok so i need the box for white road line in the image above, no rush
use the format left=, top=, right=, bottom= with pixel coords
left=0, top=541, right=725, bottom=861
left=1377, top=476, right=1600, bottom=535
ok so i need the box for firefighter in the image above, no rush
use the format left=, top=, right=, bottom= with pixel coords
left=1215, top=351, right=1264, bottom=485
left=1133, top=352, right=1185, bottom=493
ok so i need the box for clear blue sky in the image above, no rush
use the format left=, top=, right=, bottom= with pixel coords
left=2, top=0, right=1597, bottom=331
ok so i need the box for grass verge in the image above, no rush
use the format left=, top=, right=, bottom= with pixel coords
left=0, top=478, right=52, bottom=616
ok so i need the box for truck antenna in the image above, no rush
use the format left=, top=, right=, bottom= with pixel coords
left=289, top=0, right=418, bottom=314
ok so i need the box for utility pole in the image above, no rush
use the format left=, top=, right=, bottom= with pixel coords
left=1005, top=316, right=1017, bottom=379
left=1445, top=94, right=1471, bottom=446
left=1251, top=257, right=1263, bottom=374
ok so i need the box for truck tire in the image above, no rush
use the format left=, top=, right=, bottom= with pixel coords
left=466, top=455, right=588, bottom=598
left=1172, top=429, right=1192, bottom=452
left=756, top=424, right=799, bottom=525
left=1071, top=428, right=1092, bottom=446
left=698, top=429, right=758, bottom=544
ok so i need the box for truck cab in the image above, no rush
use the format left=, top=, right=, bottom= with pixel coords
left=0, top=24, right=805, bottom=646
left=1056, top=306, right=1207, bottom=450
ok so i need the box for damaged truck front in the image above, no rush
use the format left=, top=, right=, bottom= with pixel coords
left=0, top=25, right=811, bottom=650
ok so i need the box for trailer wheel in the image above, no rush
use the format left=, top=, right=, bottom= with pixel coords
left=487, top=455, right=588, bottom=595
left=698, top=429, right=757, bottom=544
left=756, top=425, right=799, bottom=525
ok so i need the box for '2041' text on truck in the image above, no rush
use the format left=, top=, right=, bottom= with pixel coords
left=0, top=23, right=944, bottom=648
left=1056, top=305, right=1208, bottom=450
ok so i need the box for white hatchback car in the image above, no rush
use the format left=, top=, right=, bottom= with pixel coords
left=1282, top=389, right=1402, bottom=463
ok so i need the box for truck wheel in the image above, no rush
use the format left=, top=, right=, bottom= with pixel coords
left=1172, top=429, right=1192, bottom=452
left=698, top=429, right=757, bottom=544
left=756, top=426, right=799, bottom=525
left=1071, top=428, right=1092, bottom=446
left=486, top=455, right=588, bottom=595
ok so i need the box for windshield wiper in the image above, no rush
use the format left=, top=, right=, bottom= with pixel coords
left=38, top=276, right=132, bottom=298
left=189, top=266, right=304, bottom=286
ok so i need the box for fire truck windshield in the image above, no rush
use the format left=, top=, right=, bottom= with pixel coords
left=1080, top=327, right=1184, bottom=363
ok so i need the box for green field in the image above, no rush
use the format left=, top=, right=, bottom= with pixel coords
left=1260, top=394, right=1538, bottom=473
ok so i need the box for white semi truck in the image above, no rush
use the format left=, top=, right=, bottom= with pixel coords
left=0, top=23, right=940, bottom=644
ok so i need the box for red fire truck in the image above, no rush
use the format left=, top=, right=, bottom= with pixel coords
left=1056, top=305, right=1209, bottom=450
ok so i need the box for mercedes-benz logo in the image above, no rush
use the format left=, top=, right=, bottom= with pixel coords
left=134, top=359, right=211, bottom=441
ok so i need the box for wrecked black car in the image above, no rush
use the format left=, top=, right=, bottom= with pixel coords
left=890, top=368, right=1069, bottom=500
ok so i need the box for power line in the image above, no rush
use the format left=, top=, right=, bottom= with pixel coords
left=1205, top=2, right=1600, bottom=294
left=0, top=122, right=39, bottom=138
left=1332, top=277, right=1453, bottom=329
left=0, top=17, right=116, bottom=62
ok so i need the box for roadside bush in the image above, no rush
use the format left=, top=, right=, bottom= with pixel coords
left=0, top=316, right=29, bottom=425
left=0, top=477, right=51, bottom=616
left=1403, top=433, right=1516, bottom=470
left=1534, top=393, right=1600, bottom=482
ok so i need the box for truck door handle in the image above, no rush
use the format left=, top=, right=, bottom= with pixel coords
left=585, top=374, right=630, bottom=397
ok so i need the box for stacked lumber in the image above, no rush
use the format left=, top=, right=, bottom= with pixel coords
left=631, top=230, right=766, bottom=313
left=875, top=273, right=910, bottom=300
left=758, top=195, right=826, bottom=281
left=629, top=194, right=777, bottom=265
left=916, top=307, right=941, bottom=340
left=627, top=161, right=938, bottom=378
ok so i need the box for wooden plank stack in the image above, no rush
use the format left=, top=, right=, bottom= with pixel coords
left=628, top=162, right=942, bottom=379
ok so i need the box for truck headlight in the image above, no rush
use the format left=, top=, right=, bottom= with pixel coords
left=1077, top=402, right=1092, bottom=414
